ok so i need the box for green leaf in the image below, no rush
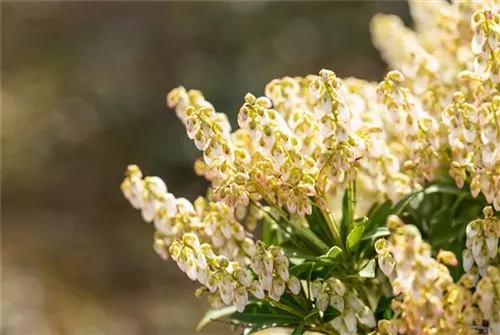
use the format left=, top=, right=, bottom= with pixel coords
left=197, top=306, right=237, bottom=331
left=322, top=305, right=341, bottom=322
left=231, top=302, right=301, bottom=324
left=290, top=262, right=314, bottom=279
left=262, top=215, right=280, bottom=245
left=290, top=323, right=305, bottom=335
left=325, top=246, right=343, bottom=259
left=306, top=203, right=335, bottom=246
left=358, top=259, right=376, bottom=278
left=375, top=296, right=394, bottom=321
left=361, top=227, right=390, bottom=241
left=317, top=246, right=343, bottom=264
left=365, top=200, right=392, bottom=232
left=347, top=224, right=365, bottom=252
left=281, top=240, right=321, bottom=261
left=341, top=188, right=350, bottom=240
left=303, top=309, right=320, bottom=324
left=423, top=183, right=473, bottom=198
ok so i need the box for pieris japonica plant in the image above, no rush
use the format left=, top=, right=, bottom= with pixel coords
left=121, top=1, right=500, bottom=334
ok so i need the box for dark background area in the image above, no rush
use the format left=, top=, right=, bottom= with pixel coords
left=1, top=2, right=409, bottom=334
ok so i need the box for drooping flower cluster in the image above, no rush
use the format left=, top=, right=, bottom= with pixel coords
left=376, top=222, right=480, bottom=335
left=312, top=277, right=375, bottom=335
left=121, top=165, right=254, bottom=263
left=170, top=234, right=300, bottom=312
left=463, top=206, right=500, bottom=276
left=372, top=0, right=500, bottom=209
left=474, top=266, right=500, bottom=334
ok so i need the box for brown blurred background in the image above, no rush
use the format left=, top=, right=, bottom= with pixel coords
left=1, top=2, right=409, bottom=334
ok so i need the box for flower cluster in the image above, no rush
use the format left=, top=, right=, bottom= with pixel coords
left=121, top=1, right=500, bottom=334
left=376, top=222, right=480, bottom=335
left=463, top=206, right=500, bottom=276
left=373, top=1, right=500, bottom=209
left=121, top=165, right=255, bottom=264
left=170, top=234, right=300, bottom=312
left=312, top=277, right=375, bottom=335
left=474, top=266, right=500, bottom=334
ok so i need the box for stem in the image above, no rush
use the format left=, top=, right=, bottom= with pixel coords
left=321, top=209, right=345, bottom=251
left=450, top=193, right=466, bottom=220
left=347, top=181, right=356, bottom=234
left=288, top=217, right=330, bottom=254
left=289, top=289, right=311, bottom=311
left=251, top=200, right=315, bottom=253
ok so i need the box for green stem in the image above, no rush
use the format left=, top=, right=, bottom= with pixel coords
left=250, top=178, right=329, bottom=253
left=288, top=216, right=330, bottom=254
left=450, top=193, right=466, bottom=220
left=321, top=209, right=345, bottom=251
left=347, top=181, right=356, bottom=233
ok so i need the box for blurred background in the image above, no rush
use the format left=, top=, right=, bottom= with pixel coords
left=1, top=2, right=410, bottom=334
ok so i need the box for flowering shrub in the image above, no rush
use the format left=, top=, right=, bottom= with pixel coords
left=121, top=1, right=500, bottom=334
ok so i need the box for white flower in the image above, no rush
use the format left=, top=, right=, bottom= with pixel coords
left=287, top=276, right=301, bottom=295
left=208, top=292, right=224, bottom=310
left=270, top=277, right=285, bottom=301
left=249, top=280, right=265, bottom=299
left=234, top=268, right=252, bottom=288
left=276, top=263, right=289, bottom=282
left=344, top=310, right=358, bottom=333
left=233, top=286, right=248, bottom=313
left=463, top=249, right=475, bottom=273
left=317, top=292, right=330, bottom=312
left=260, top=273, right=273, bottom=292
left=357, top=306, right=376, bottom=328
left=183, top=233, right=200, bottom=249
left=330, top=295, right=344, bottom=312
left=378, top=253, right=395, bottom=277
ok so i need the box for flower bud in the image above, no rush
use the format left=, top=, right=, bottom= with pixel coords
left=316, top=292, right=329, bottom=312
left=249, top=280, right=265, bottom=299
left=287, top=276, right=301, bottom=295
left=233, top=286, right=248, bottom=312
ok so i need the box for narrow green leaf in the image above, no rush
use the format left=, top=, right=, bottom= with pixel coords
left=231, top=302, right=301, bottom=324
left=347, top=224, right=365, bottom=252
left=365, top=200, right=392, bottom=232
left=358, top=259, right=376, bottom=278
left=423, top=184, right=473, bottom=197
left=375, top=296, right=394, bottom=321
left=290, top=323, right=305, bottom=335
left=341, top=187, right=350, bottom=240
left=281, top=240, right=320, bottom=260
left=290, top=262, right=314, bottom=279
left=317, top=246, right=343, bottom=264
left=307, top=204, right=335, bottom=246
left=361, top=227, right=390, bottom=241
left=325, top=246, right=343, bottom=259
left=262, top=215, right=279, bottom=245
left=197, top=306, right=237, bottom=331
left=322, top=305, right=341, bottom=322
left=391, top=191, right=421, bottom=216
left=304, top=310, right=319, bottom=324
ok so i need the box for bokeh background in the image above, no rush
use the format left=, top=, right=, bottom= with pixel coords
left=2, top=2, right=410, bottom=334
